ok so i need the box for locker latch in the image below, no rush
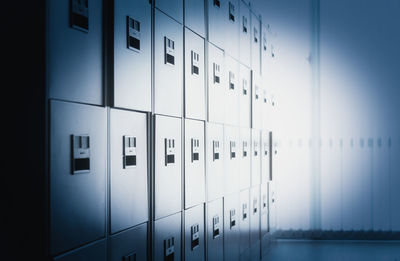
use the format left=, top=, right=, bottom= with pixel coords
left=164, top=138, right=175, bottom=166
left=243, top=16, right=248, bottom=33
left=254, top=141, right=258, bottom=156
left=263, top=194, right=267, bottom=209
left=212, top=215, right=220, bottom=239
left=243, top=79, right=248, bottom=95
left=123, top=252, right=137, bottom=261
left=230, top=209, right=236, bottom=229
left=191, top=51, right=200, bottom=75
left=213, top=140, right=220, bottom=161
left=213, top=63, right=220, bottom=84
left=255, top=85, right=259, bottom=100
left=71, top=135, right=90, bottom=174
left=263, top=32, right=267, bottom=51
left=70, top=0, right=89, bottom=33
left=164, top=37, right=175, bottom=66
left=242, top=203, right=248, bottom=220
left=127, top=17, right=141, bottom=52
left=164, top=236, right=175, bottom=261
left=229, top=2, right=235, bottom=22
left=264, top=142, right=268, bottom=156
left=123, top=136, right=137, bottom=169
left=263, top=89, right=267, bottom=103
left=191, top=224, right=200, bottom=250
left=213, top=0, right=220, bottom=8
left=229, top=71, right=235, bottom=90
left=191, top=138, right=200, bottom=162
left=230, top=141, right=236, bottom=159
left=253, top=199, right=258, bottom=214
left=242, top=141, right=248, bottom=158
left=254, top=27, right=259, bottom=43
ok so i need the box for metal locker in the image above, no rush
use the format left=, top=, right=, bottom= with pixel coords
left=185, top=0, right=206, bottom=38
left=208, top=0, right=225, bottom=49
left=50, top=101, right=106, bottom=255
left=206, top=122, right=225, bottom=201
left=251, top=71, right=262, bottom=130
left=224, top=55, right=240, bottom=126
left=268, top=181, right=277, bottom=232
left=250, top=12, right=261, bottom=75
left=260, top=183, right=269, bottom=238
left=261, top=23, right=271, bottom=78
left=207, top=198, right=224, bottom=261
left=239, top=190, right=250, bottom=256
left=154, top=115, right=182, bottom=220
left=185, top=28, right=206, bottom=120
left=261, top=130, right=270, bottom=184
left=155, top=0, right=183, bottom=24
left=110, top=109, right=148, bottom=234
left=184, top=204, right=205, bottom=261
left=223, top=0, right=239, bottom=60
left=184, top=119, right=206, bottom=209
left=154, top=212, right=182, bottom=261
left=261, top=85, right=271, bottom=131
left=112, top=0, right=151, bottom=111
left=249, top=186, right=260, bottom=246
left=208, top=42, right=226, bottom=124
left=154, top=9, right=183, bottom=117
left=239, top=0, right=251, bottom=67
left=224, top=125, right=240, bottom=195
left=239, top=63, right=251, bottom=128
left=109, top=223, right=148, bottom=261
left=223, top=193, right=240, bottom=261
left=47, top=0, right=103, bottom=105
left=251, top=129, right=261, bottom=186
left=53, top=239, right=106, bottom=261
left=239, top=128, right=251, bottom=190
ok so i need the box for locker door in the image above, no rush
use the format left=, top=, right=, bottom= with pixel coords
left=47, top=0, right=103, bottom=105
left=223, top=0, right=239, bottom=60
left=50, top=101, right=106, bottom=255
left=155, top=0, right=183, bottom=24
left=208, top=42, right=226, bottom=124
left=224, top=125, right=240, bottom=195
left=260, top=183, right=269, bottom=237
left=206, top=122, right=225, bottom=201
left=391, top=137, right=400, bottom=231
left=154, top=9, right=183, bottom=117
left=53, top=239, right=106, bottom=261
left=113, top=0, right=151, bottom=111
left=261, top=130, right=270, bottom=184
left=154, top=212, right=182, bottom=261
left=261, top=23, right=270, bottom=78
left=252, top=72, right=262, bottom=129
left=184, top=119, right=206, bottom=209
left=250, top=12, right=261, bottom=75
left=184, top=204, right=205, bottom=261
left=154, top=115, right=182, bottom=219
left=261, top=85, right=271, bottom=130
left=239, top=128, right=251, bottom=190
left=224, top=193, right=240, bottom=261
left=239, top=0, right=251, bottom=67
left=224, top=55, right=240, bottom=126
left=239, top=63, right=251, bottom=128
left=109, top=223, right=147, bottom=261
left=251, top=129, right=261, bottom=186
left=207, top=198, right=224, bottom=261
left=208, top=0, right=225, bottom=49
left=110, top=109, right=148, bottom=234
left=239, top=189, right=250, bottom=256
left=185, top=0, right=206, bottom=37
left=185, top=29, right=206, bottom=120
left=249, top=185, right=260, bottom=261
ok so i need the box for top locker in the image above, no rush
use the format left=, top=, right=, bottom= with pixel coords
left=224, top=0, right=240, bottom=60
left=208, top=0, right=225, bottom=50
left=47, top=0, right=103, bottom=105
left=185, top=0, right=206, bottom=38
left=112, top=0, right=152, bottom=112
left=155, top=0, right=183, bottom=24
left=250, top=11, right=261, bottom=76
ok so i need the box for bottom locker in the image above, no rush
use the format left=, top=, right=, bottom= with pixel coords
left=53, top=239, right=106, bottom=261
left=224, top=193, right=240, bottom=261
left=184, top=204, right=205, bottom=261
left=154, top=213, right=182, bottom=261
left=239, top=189, right=250, bottom=259
left=207, top=198, right=224, bottom=261
left=250, top=186, right=260, bottom=261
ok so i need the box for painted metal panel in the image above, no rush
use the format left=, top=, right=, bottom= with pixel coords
left=154, top=212, right=182, bottom=261
left=53, top=239, right=106, bottom=261
left=261, top=130, right=271, bottom=184
left=250, top=12, right=261, bottom=75
left=207, top=198, right=224, bottom=261
left=239, top=63, right=251, bottom=128
left=239, top=189, right=250, bottom=255
left=184, top=204, right=205, bottom=261
left=208, top=0, right=225, bottom=49
left=223, top=0, right=239, bottom=60
left=239, top=128, right=251, bottom=190
left=260, top=182, right=269, bottom=237
left=224, top=125, right=240, bottom=195
left=224, top=55, right=240, bottom=126
left=239, top=0, right=251, bottom=67
left=251, top=129, right=261, bottom=186
left=251, top=72, right=262, bottom=129
left=109, top=223, right=147, bottom=261
left=155, top=0, right=183, bottom=24
left=185, top=0, right=206, bottom=37
left=223, top=193, right=240, bottom=261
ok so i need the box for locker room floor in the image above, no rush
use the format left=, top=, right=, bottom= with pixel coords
left=262, top=240, right=400, bottom=261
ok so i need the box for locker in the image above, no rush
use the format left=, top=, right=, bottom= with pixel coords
left=207, top=198, right=224, bottom=261
left=261, top=130, right=270, bottom=184
left=184, top=204, right=205, bottom=261
left=224, top=193, right=240, bottom=261
left=239, top=189, right=250, bottom=255
left=261, top=233, right=271, bottom=259
left=239, top=128, right=251, bottom=190
left=155, top=0, right=183, bottom=24
left=251, top=129, right=261, bottom=186
left=224, top=55, right=240, bottom=126
left=206, top=122, right=225, bottom=201
left=109, top=223, right=147, bottom=261
left=154, top=212, right=182, bottom=261
left=110, top=109, right=148, bottom=234
left=47, top=0, right=103, bottom=105
left=224, top=125, right=240, bottom=195
left=251, top=72, right=262, bottom=129
left=154, top=115, right=182, bottom=219
left=249, top=186, right=260, bottom=261
left=50, top=101, right=106, bottom=255
left=185, top=0, right=206, bottom=38
left=208, top=0, right=225, bottom=49
left=268, top=181, right=277, bottom=231
left=250, top=12, right=261, bottom=75
left=260, top=183, right=269, bottom=237
left=184, top=119, right=206, bottom=209
left=261, top=86, right=271, bottom=130
left=239, top=63, right=251, bottom=128
left=239, top=0, right=251, bottom=67
left=112, top=0, right=151, bottom=111
left=154, top=9, right=183, bottom=117
left=208, top=42, right=226, bottom=124
left=240, top=248, right=251, bottom=261
left=184, top=29, right=206, bottom=120
left=53, top=239, right=106, bottom=261
left=261, top=23, right=270, bottom=78
left=223, top=0, right=239, bottom=60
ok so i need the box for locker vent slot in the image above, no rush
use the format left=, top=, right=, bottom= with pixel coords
left=229, top=2, right=235, bottom=22
left=242, top=203, right=248, bottom=220
left=123, top=136, right=137, bottom=168
left=230, top=209, right=236, bottom=229
left=191, top=51, right=200, bottom=75
left=213, top=63, right=220, bottom=84
left=191, top=224, right=200, bottom=250
left=70, top=0, right=89, bottom=32
left=243, top=16, right=248, bottom=33
left=127, top=17, right=141, bottom=52
left=229, top=71, right=235, bottom=90
left=191, top=138, right=200, bottom=162
left=213, top=0, right=220, bottom=8
left=243, top=141, right=248, bottom=157
left=164, top=37, right=175, bottom=66
left=253, top=199, right=258, bottom=214
left=243, top=79, right=248, bottom=95
left=212, top=215, right=220, bottom=239
left=213, top=140, right=220, bottom=161
left=123, top=252, right=137, bottom=261
left=164, top=236, right=175, bottom=261
left=71, top=135, right=90, bottom=174
left=230, top=141, right=236, bottom=159
left=165, top=138, right=176, bottom=166
left=254, top=27, right=258, bottom=43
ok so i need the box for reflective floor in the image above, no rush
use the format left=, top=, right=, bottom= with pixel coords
left=263, top=240, right=400, bottom=261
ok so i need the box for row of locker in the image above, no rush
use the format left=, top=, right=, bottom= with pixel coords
left=53, top=186, right=271, bottom=261
left=47, top=0, right=276, bottom=126
left=49, top=100, right=275, bottom=257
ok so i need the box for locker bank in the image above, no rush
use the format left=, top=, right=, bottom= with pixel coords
left=5, top=0, right=400, bottom=260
